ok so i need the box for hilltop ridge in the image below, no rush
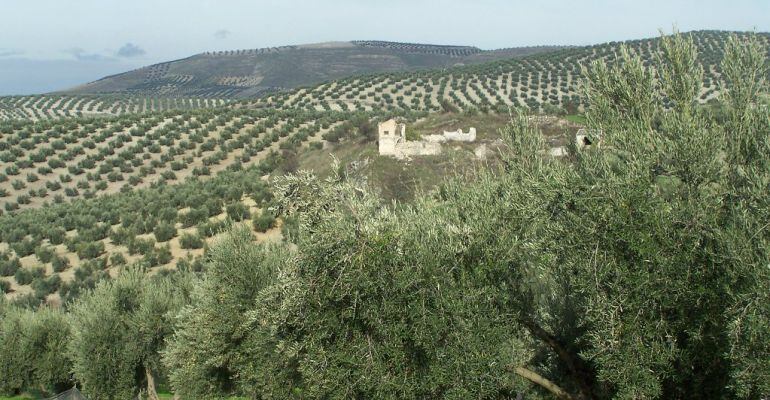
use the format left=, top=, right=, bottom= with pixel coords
left=61, top=40, right=566, bottom=98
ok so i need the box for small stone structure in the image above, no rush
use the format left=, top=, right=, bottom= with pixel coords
left=423, top=128, right=477, bottom=143
left=378, top=119, right=440, bottom=159
left=575, top=128, right=603, bottom=149
left=377, top=119, right=476, bottom=159
left=547, top=128, right=605, bottom=158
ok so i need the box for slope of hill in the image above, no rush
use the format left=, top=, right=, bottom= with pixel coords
left=8, top=31, right=763, bottom=121
left=62, top=41, right=565, bottom=98
left=0, top=105, right=557, bottom=304
left=255, top=30, right=769, bottom=113
left=0, top=94, right=229, bottom=121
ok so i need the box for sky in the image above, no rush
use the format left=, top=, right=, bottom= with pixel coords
left=0, top=0, right=768, bottom=95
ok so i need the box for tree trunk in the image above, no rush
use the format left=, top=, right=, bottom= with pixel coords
left=145, top=365, right=160, bottom=400
left=514, top=366, right=577, bottom=400
left=520, top=316, right=595, bottom=399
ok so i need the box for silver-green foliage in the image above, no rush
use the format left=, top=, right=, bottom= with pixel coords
left=163, top=32, right=769, bottom=399
left=162, top=225, right=290, bottom=399
left=67, top=269, right=192, bottom=399
left=0, top=299, right=71, bottom=396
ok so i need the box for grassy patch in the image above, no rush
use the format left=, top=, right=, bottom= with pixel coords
left=565, top=114, right=587, bottom=125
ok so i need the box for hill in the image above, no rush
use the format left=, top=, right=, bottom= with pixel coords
left=254, top=30, right=770, bottom=113
left=0, top=106, right=568, bottom=305
left=61, top=41, right=565, bottom=98
left=6, top=31, right=765, bottom=122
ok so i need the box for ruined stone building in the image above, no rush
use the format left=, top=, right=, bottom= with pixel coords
left=377, top=119, right=476, bottom=159
left=377, top=119, right=440, bottom=159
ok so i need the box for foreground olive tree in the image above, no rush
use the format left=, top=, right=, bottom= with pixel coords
left=164, top=33, right=768, bottom=399
left=0, top=299, right=72, bottom=396
left=68, top=269, right=192, bottom=400
left=163, top=226, right=290, bottom=399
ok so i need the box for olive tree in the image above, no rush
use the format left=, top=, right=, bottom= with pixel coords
left=68, top=268, right=192, bottom=400
left=0, top=301, right=72, bottom=396
left=163, top=226, right=289, bottom=399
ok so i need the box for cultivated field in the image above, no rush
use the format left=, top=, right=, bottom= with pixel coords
left=0, top=95, right=229, bottom=121
left=63, top=40, right=564, bottom=98
left=257, top=31, right=768, bottom=113
left=0, top=105, right=362, bottom=303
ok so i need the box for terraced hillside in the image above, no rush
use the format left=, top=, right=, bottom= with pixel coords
left=63, top=41, right=564, bottom=98
left=256, top=31, right=770, bottom=113
left=0, top=108, right=354, bottom=212
left=0, top=106, right=375, bottom=303
left=0, top=94, right=229, bottom=121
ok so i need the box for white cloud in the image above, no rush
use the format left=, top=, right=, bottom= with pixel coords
left=116, top=43, right=146, bottom=58
left=214, top=29, right=231, bottom=40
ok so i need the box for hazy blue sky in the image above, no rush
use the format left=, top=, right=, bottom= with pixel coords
left=1, top=0, right=768, bottom=95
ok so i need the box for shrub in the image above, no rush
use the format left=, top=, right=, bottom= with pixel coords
left=179, top=208, right=208, bottom=228
left=77, top=241, right=105, bottom=260
left=11, top=238, right=38, bottom=257
left=14, top=266, right=44, bottom=285
left=197, top=219, right=229, bottom=238
left=225, top=202, right=250, bottom=221
left=141, top=244, right=172, bottom=268
left=68, top=270, right=192, bottom=399
left=0, top=306, right=71, bottom=395
left=252, top=210, right=276, bottom=233
left=109, top=252, right=127, bottom=267
left=11, top=179, right=26, bottom=190
left=153, top=222, right=177, bottom=242
left=280, top=215, right=299, bottom=242
left=0, top=279, right=10, bottom=293
left=179, top=232, right=203, bottom=249
left=32, top=275, right=61, bottom=297
left=51, top=256, right=69, bottom=273
left=0, top=255, right=21, bottom=276
left=47, top=227, right=66, bottom=245
left=127, top=237, right=155, bottom=256
left=35, top=246, right=55, bottom=264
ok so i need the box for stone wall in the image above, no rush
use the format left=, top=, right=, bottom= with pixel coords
left=442, top=127, right=476, bottom=142
left=392, top=141, right=442, bottom=159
